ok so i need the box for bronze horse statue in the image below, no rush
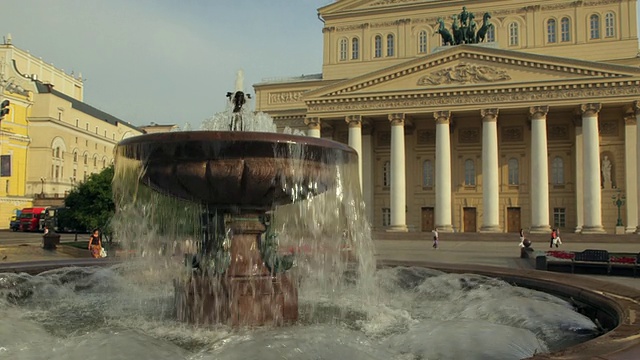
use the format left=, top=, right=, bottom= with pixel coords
left=466, top=13, right=478, bottom=44
left=436, top=18, right=454, bottom=46
left=451, top=15, right=464, bottom=45
left=476, top=12, right=493, bottom=43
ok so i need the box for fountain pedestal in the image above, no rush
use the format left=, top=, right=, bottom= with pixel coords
left=175, top=213, right=298, bottom=327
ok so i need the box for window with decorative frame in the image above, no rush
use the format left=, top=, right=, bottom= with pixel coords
left=418, top=30, right=428, bottom=53
left=590, top=14, right=600, bottom=39
left=382, top=208, right=391, bottom=227
left=464, top=159, right=476, bottom=186
left=508, top=158, right=519, bottom=185
left=386, top=34, right=395, bottom=56
left=374, top=35, right=382, bottom=58
left=561, top=17, right=571, bottom=42
left=487, top=26, right=495, bottom=42
left=339, top=38, right=348, bottom=61
left=383, top=161, right=391, bottom=187
left=351, top=37, right=359, bottom=59
left=547, top=19, right=557, bottom=43
left=552, top=157, right=564, bottom=185
left=509, top=22, right=519, bottom=46
left=422, top=160, right=433, bottom=187
left=604, top=12, right=615, bottom=37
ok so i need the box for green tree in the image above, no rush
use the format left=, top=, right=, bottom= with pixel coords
left=64, top=165, right=115, bottom=235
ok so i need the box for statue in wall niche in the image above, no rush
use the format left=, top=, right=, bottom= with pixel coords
left=601, top=155, right=612, bottom=188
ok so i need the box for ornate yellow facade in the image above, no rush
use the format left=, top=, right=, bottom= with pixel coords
left=254, top=0, right=640, bottom=234
left=0, top=37, right=142, bottom=229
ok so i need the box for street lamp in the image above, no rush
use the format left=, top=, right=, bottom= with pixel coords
left=40, top=177, right=46, bottom=196
left=611, top=190, right=626, bottom=227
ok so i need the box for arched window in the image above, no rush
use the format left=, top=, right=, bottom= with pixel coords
left=552, top=157, right=564, bottom=184
left=383, top=161, right=391, bottom=186
left=418, top=30, right=428, bottom=53
left=561, top=17, right=571, bottom=42
left=102, top=158, right=106, bottom=169
left=464, top=159, right=476, bottom=186
left=422, top=160, right=433, bottom=187
left=508, top=158, right=519, bottom=185
left=605, top=12, right=615, bottom=37
left=83, top=154, right=88, bottom=165
left=374, top=35, right=382, bottom=58
left=590, top=14, right=600, bottom=39
left=339, top=38, right=348, bottom=61
left=547, top=19, right=557, bottom=43
left=386, top=34, right=395, bottom=56
left=93, top=156, right=97, bottom=167
left=509, top=22, right=519, bottom=46
left=351, top=37, right=359, bottom=60
left=73, top=151, right=78, bottom=163
left=487, top=26, right=496, bottom=42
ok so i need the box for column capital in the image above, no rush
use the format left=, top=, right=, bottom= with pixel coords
left=304, top=117, right=321, bottom=130
left=624, top=113, right=637, bottom=126
left=388, top=113, right=405, bottom=126
left=580, top=103, right=602, bottom=116
left=634, top=100, right=640, bottom=115
left=345, top=115, right=363, bottom=127
left=529, top=105, right=549, bottom=120
left=433, top=111, right=451, bottom=124
left=480, top=108, right=499, bottom=122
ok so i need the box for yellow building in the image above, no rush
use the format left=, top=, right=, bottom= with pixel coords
left=0, top=36, right=142, bottom=229
left=0, top=56, right=33, bottom=228
left=255, top=0, right=640, bottom=234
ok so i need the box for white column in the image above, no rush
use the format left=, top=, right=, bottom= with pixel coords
left=305, top=117, right=321, bottom=138
left=529, top=106, right=551, bottom=233
left=362, top=131, right=374, bottom=223
left=434, top=111, right=453, bottom=232
left=636, top=100, right=640, bottom=234
left=346, top=115, right=363, bottom=192
left=574, top=116, right=584, bottom=233
left=480, top=108, right=501, bottom=232
left=581, top=103, right=605, bottom=233
left=388, top=113, right=407, bottom=232
left=624, top=112, right=638, bottom=233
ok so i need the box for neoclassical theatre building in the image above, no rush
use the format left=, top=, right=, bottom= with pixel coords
left=253, top=0, right=640, bottom=234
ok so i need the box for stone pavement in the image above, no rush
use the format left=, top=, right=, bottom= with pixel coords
left=2, top=233, right=640, bottom=289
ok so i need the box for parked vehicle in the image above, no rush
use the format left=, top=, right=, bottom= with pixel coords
left=10, top=210, right=22, bottom=231
left=43, top=206, right=74, bottom=233
left=19, top=207, right=47, bottom=232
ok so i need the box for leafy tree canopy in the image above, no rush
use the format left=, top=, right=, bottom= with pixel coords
left=64, top=165, right=115, bottom=234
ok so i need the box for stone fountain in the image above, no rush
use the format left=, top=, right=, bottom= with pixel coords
left=114, top=81, right=356, bottom=326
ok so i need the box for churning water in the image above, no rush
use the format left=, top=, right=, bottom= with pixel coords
left=0, top=91, right=600, bottom=359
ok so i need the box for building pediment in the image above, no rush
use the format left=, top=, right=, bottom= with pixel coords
left=304, top=45, right=640, bottom=101
left=319, top=0, right=442, bottom=15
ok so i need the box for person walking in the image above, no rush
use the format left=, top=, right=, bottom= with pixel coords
left=432, top=229, right=439, bottom=249
left=550, top=228, right=557, bottom=248
left=518, top=228, right=525, bottom=248
left=88, top=228, right=103, bottom=258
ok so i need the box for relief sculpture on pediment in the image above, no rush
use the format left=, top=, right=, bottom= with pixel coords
left=417, top=62, right=511, bottom=86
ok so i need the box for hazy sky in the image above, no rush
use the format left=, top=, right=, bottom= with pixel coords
left=2, top=1, right=639, bottom=130
left=1, top=0, right=331, bottom=129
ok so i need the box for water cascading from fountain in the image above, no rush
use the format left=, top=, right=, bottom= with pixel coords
left=110, top=70, right=377, bottom=327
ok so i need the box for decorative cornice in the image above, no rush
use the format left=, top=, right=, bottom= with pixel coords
left=306, top=81, right=640, bottom=113
left=580, top=103, right=602, bottom=116
left=433, top=111, right=451, bottom=124
left=529, top=105, right=549, bottom=120
left=481, top=108, right=499, bottom=121
left=268, top=91, right=304, bottom=105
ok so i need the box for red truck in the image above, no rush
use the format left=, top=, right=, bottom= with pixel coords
left=19, top=207, right=47, bottom=232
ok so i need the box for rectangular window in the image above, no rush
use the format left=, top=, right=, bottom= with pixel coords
left=553, top=208, right=566, bottom=228
left=0, top=155, right=11, bottom=177
left=382, top=208, right=391, bottom=227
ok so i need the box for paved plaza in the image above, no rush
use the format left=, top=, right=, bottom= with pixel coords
left=2, top=230, right=640, bottom=289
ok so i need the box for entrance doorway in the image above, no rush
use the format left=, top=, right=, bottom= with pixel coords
left=463, top=207, right=477, bottom=232
left=421, top=207, right=434, bottom=232
left=507, top=207, right=521, bottom=233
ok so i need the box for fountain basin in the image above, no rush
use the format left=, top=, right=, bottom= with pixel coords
left=116, top=131, right=356, bottom=209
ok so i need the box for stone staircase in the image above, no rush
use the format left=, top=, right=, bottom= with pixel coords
left=373, top=231, right=640, bottom=243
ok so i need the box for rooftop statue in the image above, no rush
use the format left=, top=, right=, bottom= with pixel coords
left=436, top=7, right=493, bottom=46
